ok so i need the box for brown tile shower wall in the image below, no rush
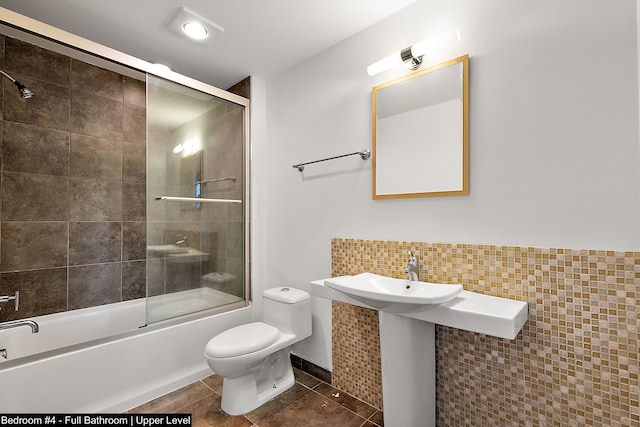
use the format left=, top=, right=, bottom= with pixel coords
left=0, top=35, right=147, bottom=320
left=331, top=238, right=640, bottom=426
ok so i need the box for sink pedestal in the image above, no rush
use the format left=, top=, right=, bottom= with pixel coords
left=379, top=311, right=435, bottom=426
left=310, top=276, right=528, bottom=426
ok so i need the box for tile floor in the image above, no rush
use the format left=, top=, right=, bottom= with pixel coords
left=127, top=369, right=384, bottom=427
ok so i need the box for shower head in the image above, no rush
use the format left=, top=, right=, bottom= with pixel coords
left=14, top=81, right=33, bottom=99
left=0, top=70, right=34, bottom=99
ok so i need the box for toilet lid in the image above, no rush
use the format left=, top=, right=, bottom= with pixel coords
left=205, top=322, right=280, bottom=358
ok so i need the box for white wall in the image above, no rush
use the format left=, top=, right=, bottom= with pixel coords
left=252, top=0, right=640, bottom=368
left=249, top=76, right=268, bottom=322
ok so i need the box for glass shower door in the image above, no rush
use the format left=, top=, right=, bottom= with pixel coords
left=146, top=75, right=248, bottom=324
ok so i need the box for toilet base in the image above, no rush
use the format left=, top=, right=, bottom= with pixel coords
left=220, top=347, right=295, bottom=416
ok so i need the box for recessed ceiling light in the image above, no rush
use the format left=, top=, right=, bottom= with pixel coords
left=182, top=22, right=208, bottom=40
left=167, top=7, right=224, bottom=45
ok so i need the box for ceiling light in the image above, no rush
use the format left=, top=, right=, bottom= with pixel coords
left=167, top=7, right=224, bottom=45
left=182, top=22, right=208, bottom=40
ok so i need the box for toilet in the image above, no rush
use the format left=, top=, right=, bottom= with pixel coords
left=204, top=287, right=312, bottom=415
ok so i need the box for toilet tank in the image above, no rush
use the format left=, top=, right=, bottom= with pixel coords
left=262, top=287, right=311, bottom=339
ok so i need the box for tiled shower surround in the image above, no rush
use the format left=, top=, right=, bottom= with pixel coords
left=0, top=35, right=147, bottom=321
left=0, top=34, right=247, bottom=323
left=331, top=238, right=640, bottom=426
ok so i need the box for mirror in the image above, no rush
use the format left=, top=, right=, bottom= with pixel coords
left=372, top=54, right=469, bottom=199
left=180, top=150, right=203, bottom=209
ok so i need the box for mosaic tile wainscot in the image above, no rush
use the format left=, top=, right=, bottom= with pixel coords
left=330, top=238, right=640, bottom=426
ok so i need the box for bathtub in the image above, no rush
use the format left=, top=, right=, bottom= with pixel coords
left=0, top=287, right=250, bottom=413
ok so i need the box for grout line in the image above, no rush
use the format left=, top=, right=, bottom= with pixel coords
left=366, top=410, right=383, bottom=427
left=198, top=378, right=217, bottom=394
left=297, top=382, right=316, bottom=391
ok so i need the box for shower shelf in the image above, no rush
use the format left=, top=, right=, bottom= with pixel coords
left=155, top=196, right=242, bottom=204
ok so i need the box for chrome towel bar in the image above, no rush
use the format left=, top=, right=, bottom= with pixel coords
left=292, top=149, right=370, bottom=172
left=155, top=196, right=242, bottom=204
left=198, top=176, right=237, bottom=184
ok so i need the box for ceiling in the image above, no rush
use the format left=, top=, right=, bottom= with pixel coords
left=0, top=0, right=415, bottom=89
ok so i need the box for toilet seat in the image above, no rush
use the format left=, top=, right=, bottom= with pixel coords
left=205, top=322, right=280, bottom=358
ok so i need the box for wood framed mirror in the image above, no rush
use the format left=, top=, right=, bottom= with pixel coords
left=372, top=54, right=469, bottom=199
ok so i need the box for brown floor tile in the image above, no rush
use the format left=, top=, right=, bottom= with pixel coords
left=128, top=381, right=214, bottom=414
left=244, top=383, right=310, bottom=424
left=201, top=374, right=224, bottom=395
left=368, top=410, right=384, bottom=426
left=256, top=390, right=366, bottom=427
left=128, top=372, right=375, bottom=427
left=181, top=394, right=253, bottom=427
left=293, top=368, right=322, bottom=389
left=313, top=382, right=377, bottom=419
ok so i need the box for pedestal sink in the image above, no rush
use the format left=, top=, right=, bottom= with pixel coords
left=311, top=273, right=528, bottom=427
left=325, top=273, right=462, bottom=312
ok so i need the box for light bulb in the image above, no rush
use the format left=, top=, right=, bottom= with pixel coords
left=182, top=22, right=208, bottom=40
left=412, top=30, right=460, bottom=57
left=367, top=52, right=403, bottom=76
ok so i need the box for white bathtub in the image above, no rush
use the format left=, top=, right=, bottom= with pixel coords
left=0, top=288, right=250, bottom=413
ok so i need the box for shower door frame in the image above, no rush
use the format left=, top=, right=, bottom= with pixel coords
left=0, top=7, right=252, bottom=314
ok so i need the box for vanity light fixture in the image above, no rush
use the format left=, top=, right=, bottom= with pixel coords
left=167, top=7, right=224, bottom=45
left=367, top=30, right=460, bottom=76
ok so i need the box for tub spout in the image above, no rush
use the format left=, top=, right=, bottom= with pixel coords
left=0, top=319, right=39, bottom=333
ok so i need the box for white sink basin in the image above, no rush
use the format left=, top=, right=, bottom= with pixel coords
left=324, top=273, right=463, bottom=312
left=147, top=245, right=209, bottom=263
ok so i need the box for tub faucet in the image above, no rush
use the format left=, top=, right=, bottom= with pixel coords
left=404, top=251, right=419, bottom=282
left=0, top=319, right=39, bottom=333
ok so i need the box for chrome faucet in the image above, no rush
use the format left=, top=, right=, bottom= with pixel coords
left=0, top=319, right=39, bottom=333
left=175, top=234, right=189, bottom=247
left=404, top=251, right=419, bottom=281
